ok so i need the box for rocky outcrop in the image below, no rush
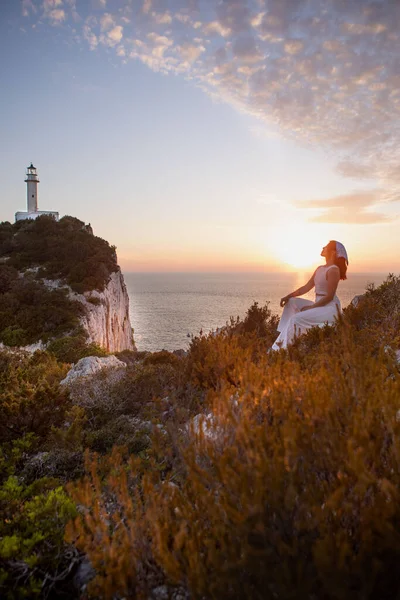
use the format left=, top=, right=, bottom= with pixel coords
left=60, top=355, right=126, bottom=387
left=39, top=270, right=135, bottom=353
left=0, top=340, right=46, bottom=354
left=351, top=294, right=365, bottom=308
left=69, top=271, right=135, bottom=352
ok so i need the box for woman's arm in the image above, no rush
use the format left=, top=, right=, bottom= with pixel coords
left=300, top=267, right=340, bottom=311
left=280, top=271, right=316, bottom=307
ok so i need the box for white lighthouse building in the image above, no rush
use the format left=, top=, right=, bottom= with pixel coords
left=15, top=164, right=59, bottom=222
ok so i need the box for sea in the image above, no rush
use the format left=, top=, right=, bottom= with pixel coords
left=124, top=272, right=389, bottom=352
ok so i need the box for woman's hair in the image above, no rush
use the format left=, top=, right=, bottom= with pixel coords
left=327, top=240, right=347, bottom=280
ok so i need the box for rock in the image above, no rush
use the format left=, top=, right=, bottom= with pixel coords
left=188, top=413, right=218, bottom=440
left=0, top=340, right=46, bottom=354
left=173, top=349, right=188, bottom=358
left=0, top=270, right=134, bottom=355
left=22, top=341, right=47, bottom=352
left=73, top=557, right=96, bottom=592
left=188, top=395, right=242, bottom=445
left=149, top=586, right=190, bottom=600
left=150, top=585, right=169, bottom=600
left=351, top=294, right=365, bottom=308
left=69, top=270, right=135, bottom=353
left=60, top=355, right=126, bottom=386
left=396, top=350, right=400, bottom=364
left=172, top=590, right=190, bottom=600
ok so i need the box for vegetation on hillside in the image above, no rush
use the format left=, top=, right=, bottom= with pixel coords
left=1, top=275, right=400, bottom=599
left=0, top=215, right=119, bottom=350
left=0, top=215, right=118, bottom=294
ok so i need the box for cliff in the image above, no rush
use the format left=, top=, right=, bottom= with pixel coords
left=71, top=270, right=135, bottom=352
left=0, top=215, right=135, bottom=353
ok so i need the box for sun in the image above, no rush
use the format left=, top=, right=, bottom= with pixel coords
left=268, top=224, right=326, bottom=270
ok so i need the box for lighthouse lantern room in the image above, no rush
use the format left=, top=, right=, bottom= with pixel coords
left=15, top=164, right=59, bottom=222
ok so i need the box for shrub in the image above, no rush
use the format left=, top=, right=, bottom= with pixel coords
left=0, top=436, right=79, bottom=599
left=1, top=215, right=118, bottom=293
left=0, top=222, right=14, bottom=256
left=111, top=363, right=184, bottom=419
left=143, top=350, right=181, bottom=367
left=0, top=265, right=18, bottom=293
left=240, top=300, right=279, bottom=338
left=47, top=333, right=108, bottom=364
left=114, top=349, right=138, bottom=365
left=66, top=302, right=400, bottom=600
left=85, top=416, right=152, bottom=454
left=0, top=476, right=77, bottom=598
left=0, top=351, right=70, bottom=444
left=0, top=273, right=84, bottom=346
left=186, top=332, right=249, bottom=390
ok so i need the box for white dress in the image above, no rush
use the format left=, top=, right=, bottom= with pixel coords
left=271, top=265, right=342, bottom=351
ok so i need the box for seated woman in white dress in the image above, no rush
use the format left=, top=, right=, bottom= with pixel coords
left=271, top=240, right=349, bottom=351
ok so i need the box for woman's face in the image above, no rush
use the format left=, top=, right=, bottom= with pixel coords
left=321, top=243, right=335, bottom=260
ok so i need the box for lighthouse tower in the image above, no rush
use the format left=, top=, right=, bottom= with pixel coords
left=15, top=164, right=59, bottom=222
left=25, top=163, right=39, bottom=213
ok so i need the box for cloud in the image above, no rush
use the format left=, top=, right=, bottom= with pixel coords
left=311, top=210, right=391, bottom=225
left=202, top=21, right=231, bottom=38
left=297, top=190, right=394, bottom=224
left=43, top=0, right=63, bottom=8
left=100, top=13, right=114, bottom=31
left=22, top=0, right=37, bottom=16
left=336, top=161, right=377, bottom=180
left=142, top=0, right=152, bottom=15
left=83, top=22, right=98, bottom=50
left=107, top=25, right=123, bottom=45
left=25, top=0, right=400, bottom=220
left=64, top=0, right=80, bottom=22
left=42, top=0, right=66, bottom=24
left=177, top=42, right=205, bottom=63
left=232, top=36, right=262, bottom=63
left=46, top=8, right=66, bottom=24
left=152, top=12, right=172, bottom=25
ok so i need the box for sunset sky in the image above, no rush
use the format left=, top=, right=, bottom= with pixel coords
left=1, top=0, right=399, bottom=273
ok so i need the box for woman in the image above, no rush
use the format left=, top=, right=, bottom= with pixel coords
left=271, top=240, right=348, bottom=351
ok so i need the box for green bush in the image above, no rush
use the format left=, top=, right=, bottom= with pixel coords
left=0, top=351, right=70, bottom=444
left=0, top=265, right=18, bottom=293
left=240, top=300, right=279, bottom=338
left=114, top=349, right=138, bottom=365
left=0, top=435, right=78, bottom=599
left=0, top=273, right=84, bottom=346
left=0, top=475, right=77, bottom=598
left=1, top=215, right=118, bottom=293
left=47, top=333, right=108, bottom=364
left=143, top=350, right=180, bottom=367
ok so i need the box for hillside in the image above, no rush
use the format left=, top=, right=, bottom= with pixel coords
left=1, top=273, right=400, bottom=599
left=0, top=215, right=133, bottom=354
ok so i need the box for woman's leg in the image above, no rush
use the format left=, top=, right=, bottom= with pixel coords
left=272, top=302, right=341, bottom=350
left=273, top=297, right=314, bottom=349
left=290, top=303, right=341, bottom=331
left=277, top=297, right=314, bottom=332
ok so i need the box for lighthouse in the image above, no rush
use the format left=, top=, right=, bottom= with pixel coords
left=15, top=164, right=59, bottom=222
left=25, top=163, right=39, bottom=212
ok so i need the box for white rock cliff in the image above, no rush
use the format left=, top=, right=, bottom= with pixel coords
left=70, top=270, right=135, bottom=353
